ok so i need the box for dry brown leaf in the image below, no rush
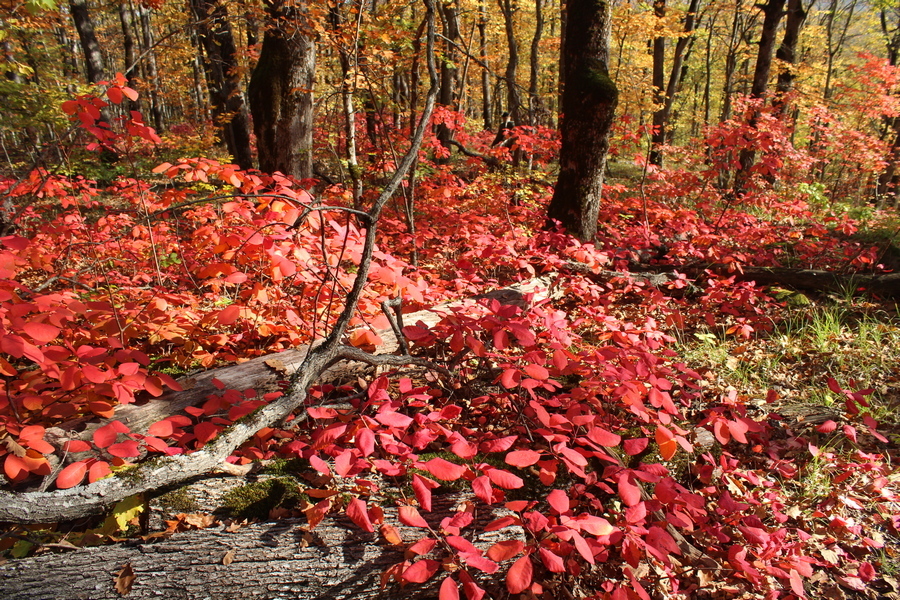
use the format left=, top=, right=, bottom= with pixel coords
left=222, top=550, right=235, bottom=566
left=3, top=435, right=26, bottom=458
left=265, top=358, right=288, bottom=374
left=114, top=563, right=136, bottom=596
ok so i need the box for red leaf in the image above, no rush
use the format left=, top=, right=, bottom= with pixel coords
left=499, top=368, right=520, bottom=389
left=148, top=419, right=175, bottom=437
left=108, top=440, right=141, bottom=458
left=547, top=489, right=569, bottom=514
left=465, top=554, right=499, bottom=574
left=56, top=461, right=87, bottom=489
left=487, top=539, right=524, bottom=562
left=413, top=473, right=438, bottom=512
left=346, top=498, right=374, bottom=532
left=505, top=449, right=541, bottom=467
left=88, top=460, right=112, bottom=483
left=486, top=468, right=524, bottom=489
left=577, top=515, right=615, bottom=536
left=63, top=440, right=92, bottom=453
left=472, top=475, right=494, bottom=504
left=618, top=471, right=642, bottom=506
left=82, top=364, right=110, bottom=384
left=506, top=555, right=533, bottom=594
left=375, top=411, right=413, bottom=429
left=194, top=422, right=220, bottom=444
left=440, top=576, right=460, bottom=600
left=22, top=322, right=60, bottom=344
left=107, top=86, right=123, bottom=104
left=408, top=537, right=438, bottom=556
left=356, top=428, right=375, bottom=457
left=523, top=363, right=549, bottom=380
left=480, top=435, right=517, bottom=453
left=538, top=547, right=566, bottom=572
left=421, top=457, right=466, bottom=481
left=403, top=559, right=440, bottom=583
left=93, top=422, right=123, bottom=448
left=399, top=505, right=430, bottom=528
left=218, top=305, right=241, bottom=325
left=623, top=437, right=649, bottom=455
left=587, top=426, right=621, bottom=447
left=655, top=426, right=677, bottom=460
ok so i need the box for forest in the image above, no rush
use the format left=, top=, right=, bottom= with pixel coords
left=1, top=0, right=900, bottom=598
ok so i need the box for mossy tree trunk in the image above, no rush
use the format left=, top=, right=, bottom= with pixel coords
left=546, top=0, right=617, bottom=242
left=248, top=0, right=316, bottom=181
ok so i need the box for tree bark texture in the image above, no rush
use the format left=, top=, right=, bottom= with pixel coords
left=69, top=0, right=105, bottom=83
left=0, top=495, right=523, bottom=600
left=436, top=0, right=460, bottom=160
left=249, top=0, right=316, bottom=181
left=191, top=0, right=254, bottom=171
left=546, top=0, right=617, bottom=242
left=649, top=0, right=667, bottom=167
left=478, top=0, right=493, bottom=130
left=138, top=7, right=165, bottom=132
left=528, top=0, right=544, bottom=126
left=735, top=0, right=786, bottom=193
left=773, top=0, right=807, bottom=114
left=498, top=0, right=522, bottom=124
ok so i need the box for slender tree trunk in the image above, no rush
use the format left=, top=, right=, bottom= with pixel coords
left=720, top=0, right=745, bottom=123
left=735, top=0, right=786, bottom=193
left=877, top=10, right=900, bottom=203
left=190, top=0, right=254, bottom=170
left=478, top=0, right=493, bottom=131
left=248, top=0, right=316, bottom=181
left=139, top=7, right=165, bottom=132
left=436, top=0, right=460, bottom=160
left=773, top=0, right=807, bottom=115
left=558, top=0, right=566, bottom=122
left=546, top=0, right=617, bottom=241
left=528, top=0, right=544, bottom=126
left=330, top=0, right=363, bottom=208
left=69, top=0, right=105, bottom=84
left=649, top=0, right=666, bottom=166
left=498, top=0, right=522, bottom=124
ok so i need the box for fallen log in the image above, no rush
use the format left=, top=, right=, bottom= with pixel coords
left=0, top=493, right=522, bottom=600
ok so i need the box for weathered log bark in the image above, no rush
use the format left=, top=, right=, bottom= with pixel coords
left=570, top=261, right=900, bottom=299
left=0, top=494, right=522, bottom=600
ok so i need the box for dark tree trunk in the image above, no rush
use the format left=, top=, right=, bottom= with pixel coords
left=773, top=0, right=807, bottom=115
left=69, top=0, right=105, bottom=84
left=190, top=0, right=254, bottom=170
left=436, top=0, right=460, bottom=160
left=138, top=7, right=165, bottom=132
left=877, top=9, right=900, bottom=204
left=735, top=0, right=786, bottom=193
left=478, top=0, right=493, bottom=131
left=528, top=0, right=544, bottom=126
left=546, top=0, right=617, bottom=241
left=498, top=0, right=522, bottom=124
left=652, top=0, right=701, bottom=165
left=248, top=0, right=316, bottom=181
left=649, top=0, right=666, bottom=166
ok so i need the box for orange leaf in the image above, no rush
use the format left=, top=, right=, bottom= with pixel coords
left=56, top=461, right=87, bottom=489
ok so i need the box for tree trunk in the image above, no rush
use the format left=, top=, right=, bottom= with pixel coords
left=546, top=0, right=617, bottom=241
left=138, top=7, right=165, bottom=132
left=772, top=0, right=807, bottom=115
left=498, top=0, right=522, bottom=124
left=528, top=0, right=544, bottom=126
left=190, top=0, right=254, bottom=171
left=478, top=0, right=493, bottom=131
left=436, top=0, right=460, bottom=161
left=735, top=0, right=786, bottom=193
left=330, top=0, right=364, bottom=207
left=69, top=0, right=105, bottom=84
left=0, top=493, right=522, bottom=600
left=248, top=0, right=316, bottom=181
left=649, top=0, right=666, bottom=167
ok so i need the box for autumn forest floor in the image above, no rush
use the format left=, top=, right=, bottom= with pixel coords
left=3, top=144, right=900, bottom=599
